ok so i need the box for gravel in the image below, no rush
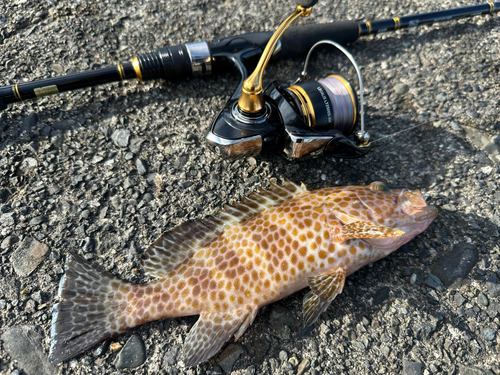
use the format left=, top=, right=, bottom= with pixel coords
left=1, top=325, right=57, bottom=375
left=430, top=242, right=479, bottom=288
left=394, top=83, right=410, bottom=95
left=402, top=359, right=423, bottom=375
left=218, top=343, right=246, bottom=373
left=1, top=0, right=500, bottom=374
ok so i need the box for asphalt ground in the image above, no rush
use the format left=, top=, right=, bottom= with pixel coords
left=0, top=0, right=500, bottom=374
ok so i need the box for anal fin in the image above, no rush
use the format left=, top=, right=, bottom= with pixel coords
left=183, top=307, right=256, bottom=367
left=303, top=268, right=346, bottom=328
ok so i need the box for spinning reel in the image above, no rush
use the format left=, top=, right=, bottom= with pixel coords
left=3, top=0, right=494, bottom=160
left=206, top=0, right=371, bottom=159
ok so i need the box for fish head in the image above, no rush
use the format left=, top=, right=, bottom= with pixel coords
left=326, top=181, right=437, bottom=255
left=362, top=181, right=438, bottom=254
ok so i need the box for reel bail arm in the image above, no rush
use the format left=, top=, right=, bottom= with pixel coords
left=292, top=40, right=370, bottom=147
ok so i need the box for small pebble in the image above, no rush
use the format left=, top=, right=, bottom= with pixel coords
left=115, top=335, right=146, bottom=369
left=297, top=358, right=310, bottom=375
left=11, top=237, right=49, bottom=277
left=288, top=357, right=299, bottom=366
left=477, top=293, right=489, bottom=306
left=481, top=328, right=496, bottom=341
left=136, top=158, right=148, bottom=175
left=111, top=129, right=131, bottom=148
left=217, top=343, right=245, bottom=373
left=403, top=359, right=423, bottom=375
left=394, top=83, right=409, bottom=95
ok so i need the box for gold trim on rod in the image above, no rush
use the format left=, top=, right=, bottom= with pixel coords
left=488, top=2, right=495, bottom=12
left=34, top=85, right=59, bottom=98
left=13, top=84, right=22, bottom=101
left=132, top=57, right=143, bottom=82
left=393, top=17, right=401, bottom=30
left=238, top=5, right=313, bottom=113
left=366, top=21, right=372, bottom=34
left=117, top=64, right=125, bottom=81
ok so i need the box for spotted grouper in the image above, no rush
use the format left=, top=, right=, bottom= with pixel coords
left=49, top=180, right=437, bottom=366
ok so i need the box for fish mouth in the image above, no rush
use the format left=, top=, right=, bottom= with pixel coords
left=391, top=206, right=437, bottom=248
left=397, top=188, right=438, bottom=223
left=396, top=205, right=438, bottom=237
left=407, top=205, right=438, bottom=223
left=365, top=205, right=437, bottom=252
left=400, top=208, right=437, bottom=232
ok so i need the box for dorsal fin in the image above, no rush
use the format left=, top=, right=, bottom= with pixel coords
left=142, top=216, right=224, bottom=278
left=142, top=179, right=307, bottom=278
left=216, top=179, right=308, bottom=228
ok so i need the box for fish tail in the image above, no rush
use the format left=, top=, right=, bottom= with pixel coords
left=49, top=253, right=131, bottom=364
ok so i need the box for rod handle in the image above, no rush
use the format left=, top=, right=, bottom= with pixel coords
left=281, top=21, right=360, bottom=58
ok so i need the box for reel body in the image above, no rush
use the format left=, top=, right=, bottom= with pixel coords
left=206, top=2, right=371, bottom=160
left=207, top=78, right=369, bottom=159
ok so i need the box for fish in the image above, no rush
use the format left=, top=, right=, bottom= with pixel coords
left=49, top=180, right=437, bottom=366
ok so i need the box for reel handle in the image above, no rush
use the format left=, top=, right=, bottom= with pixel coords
left=238, top=4, right=315, bottom=114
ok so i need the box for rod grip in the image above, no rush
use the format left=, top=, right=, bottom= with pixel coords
left=280, top=21, right=360, bottom=58
left=136, top=45, right=192, bottom=81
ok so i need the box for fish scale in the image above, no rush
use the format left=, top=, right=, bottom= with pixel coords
left=49, top=180, right=437, bottom=366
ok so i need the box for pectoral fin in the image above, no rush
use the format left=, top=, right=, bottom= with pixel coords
left=341, top=221, right=405, bottom=241
left=183, top=307, right=255, bottom=367
left=323, top=208, right=404, bottom=242
left=303, top=268, right=346, bottom=327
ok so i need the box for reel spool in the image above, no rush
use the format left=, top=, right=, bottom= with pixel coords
left=285, top=75, right=358, bottom=133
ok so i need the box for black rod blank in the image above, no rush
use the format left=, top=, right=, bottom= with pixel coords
left=359, top=2, right=500, bottom=35
left=0, top=64, right=136, bottom=106
left=1, top=2, right=499, bottom=110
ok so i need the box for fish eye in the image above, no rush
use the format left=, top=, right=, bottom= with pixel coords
left=369, top=182, right=389, bottom=191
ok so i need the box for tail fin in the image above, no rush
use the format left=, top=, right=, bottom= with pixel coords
left=49, top=253, right=129, bottom=364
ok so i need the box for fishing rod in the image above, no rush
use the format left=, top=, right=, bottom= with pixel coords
left=0, top=1, right=498, bottom=160
left=0, top=2, right=498, bottom=111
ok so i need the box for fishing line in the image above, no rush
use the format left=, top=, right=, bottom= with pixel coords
left=370, top=115, right=452, bottom=143
left=370, top=94, right=500, bottom=144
